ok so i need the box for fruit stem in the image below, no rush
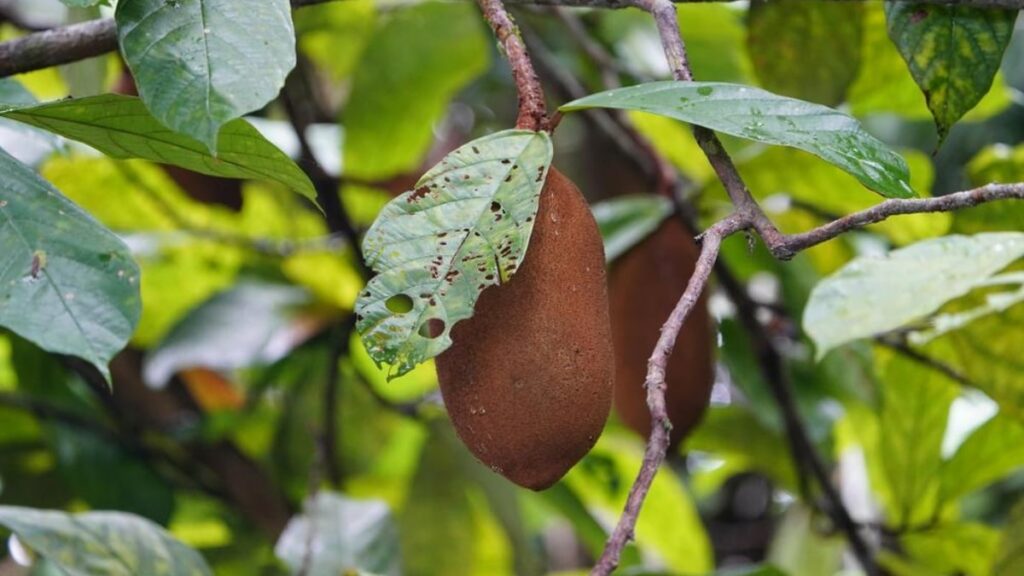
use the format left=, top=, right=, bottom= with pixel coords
left=476, top=0, right=549, bottom=131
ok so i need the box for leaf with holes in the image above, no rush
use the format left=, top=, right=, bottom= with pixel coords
left=1, top=95, right=316, bottom=202
left=115, top=0, right=295, bottom=151
left=885, top=3, right=1017, bottom=144
left=803, top=233, right=1024, bottom=358
left=355, top=130, right=552, bottom=378
left=561, top=81, right=914, bottom=198
left=0, top=147, right=139, bottom=381
left=0, top=506, right=211, bottom=576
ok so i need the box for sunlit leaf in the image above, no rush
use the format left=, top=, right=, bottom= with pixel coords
left=898, top=522, right=1000, bottom=576
left=2, top=95, right=316, bottom=202
left=275, top=492, right=400, bottom=576
left=399, top=422, right=476, bottom=576
left=748, top=0, right=863, bottom=106
left=955, top=144, right=1024, bottom=233
left=877, top=352, right=959, bottom=526
left=355, top=130, right=552, bottom=378
left=562, top=81, right=914, bottom=198
left=804, top=233, right=1024, bottom=358
left=885, top=3, right=1017, bottom=143
left=0, top=506, right=212, bottom=576
left=343, top=2, right=488, bottom=180
left=939, top=414, right=1024, bottom=505
left=0, top=148, right=139, bottom=381
left=115, top=0, right=295, bottom=151
left=592, top=194, right=673, bottom=263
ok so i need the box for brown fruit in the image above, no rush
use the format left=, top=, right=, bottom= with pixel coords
left=436, top=168, right=614, bottom=490
left=610, top=216, right=714, bottom=449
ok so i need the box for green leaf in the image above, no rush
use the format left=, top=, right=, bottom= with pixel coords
left=2, top=95, right=316, bottom=203
left=59, top=0, right=107, bottom=6
left=51, top=426, right=174, bottom=524
left=343, top=2, right=489, bottom=180
left=355, top=130, right=553, bottom=378
left=767, top=506, right=844, bottom=576
left=144, top=281, right=314, bottom=387
left=561, top=81, right=914, bottom=198
left=885, top=3, right=1017, bottom=143
left=803, top=233, right=1024, bottom=358
left=399, top=422, right=476, bottom=576
left=0, top=147, right=140, bottom=381
left=748, top=0, right=863, bottom=106
left=686, top=406, right=798, bottom=492
left=849, top=4, right=1011, bottom=123
left=275, top=492, right=400, bottom=576
left=0, top=506, right=212, bottom=576
left=115, top=0, right=295, bottom=151
left=592, top=194, right=673, bottom=263
left=939, top=414, right=1024, bottom=505
left=897, top=522, right=1001, bottom=576
left=877, top=351, right=959, bottom=526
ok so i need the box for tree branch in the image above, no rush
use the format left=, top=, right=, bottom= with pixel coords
left=477, top=0, right=548, bottom=130
left=765, top=184, right=1024, bottom=259
left=591, top=214, right=746, bottom=576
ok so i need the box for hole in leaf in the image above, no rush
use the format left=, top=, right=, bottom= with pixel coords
left=490, top=201, right=501, bottom=213
left=419, top=318, right=446, bottom=339
left=386, top=294, right=414, bottom=314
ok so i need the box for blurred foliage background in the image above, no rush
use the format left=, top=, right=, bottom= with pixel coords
left=1, top=1, right=1024, bottom=575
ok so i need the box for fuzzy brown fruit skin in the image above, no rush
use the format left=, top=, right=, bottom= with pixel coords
left=436, top=168, right=614, bottom=491
left=610, top=217, right=715, bottom=450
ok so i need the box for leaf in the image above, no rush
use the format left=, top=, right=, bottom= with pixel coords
left=399, top=422, right=476, bottom=576
left=885, top=3, right=1017, bottom=143
left=0, top=147, right=139, bottom=381
left=0, top=506, right=212, bottom=576
left=355, top=130, right=553, bottom=378
left=939, top=414, right=1024, bottom=505
left=59, top=0, right=107, bottom=6
left=561, top=81, right=914, bottom=198
left=686, top=405, right=798, bottom=492
left=897, top=522, right=1001, bottom=576
left=343, top=2, right=489, bottom=180
left=144, top=281, right=317, bottom=387
left=2, top=95, right=316, bottom=203
left=767, top=506, right=844, bottom=576
left=877, top=351, right=959, bottom=526
left=748, top=0, right=863, bottom=106
left=592, top=194, right=673, bottom=263
left=849, top=4, right=1011, bottom=123
left=115, top=0, right=296, bottom=151
left=803, top=233, right=1024, bottom=358
left=275, top=492, right=400, bottom=576
left=51, top=425, right=175, bottom=524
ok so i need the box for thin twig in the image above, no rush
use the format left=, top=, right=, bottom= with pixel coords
left=591, top=214, right=747, bottom=576
left=610, top=0, right=875, bottom=572
left=766, top=184, right=1024, bottom=259
left=477, top=0, right=548, bottom=130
